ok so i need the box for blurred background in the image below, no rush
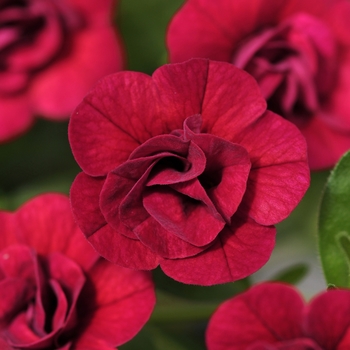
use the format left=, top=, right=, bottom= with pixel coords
left=0, top=0, right=331, bottom=348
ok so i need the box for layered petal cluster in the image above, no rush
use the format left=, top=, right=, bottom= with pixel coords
left=206, top=282, right=350, bottom=350
left=69, top=58, right=309, bottom=285
left=167, top=0, right=350, bottom=169
left=0, top=0, right=124, bottom=142
left=0, top=194, right=155, bottom=350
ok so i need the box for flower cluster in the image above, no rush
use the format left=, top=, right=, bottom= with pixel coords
left=167, top=0, right=350, bottom=169
left=2, top=0, right=350, bottom=348
left=0, top=194, right=155, bottom=349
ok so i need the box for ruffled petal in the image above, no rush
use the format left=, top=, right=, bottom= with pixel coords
left=87, top=224, right=160, bottom=270
left=160, top=217, right=276, bottom=285
left=68, top=71, right=157, bottom=176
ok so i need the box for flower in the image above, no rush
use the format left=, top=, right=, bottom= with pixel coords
left=0, top=0, right=124, bottom=142
left=206, top=282, right=350, bottom=350
left=167, top=0, right=350, bottom=169
left=0, top=194, right=155, bottom=349
left=69, top=58, right=309, bottom=285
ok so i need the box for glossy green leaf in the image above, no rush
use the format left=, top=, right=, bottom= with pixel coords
left=318, top=151, right=350, bottom=287
left=270, top=263, right=309, bottom=285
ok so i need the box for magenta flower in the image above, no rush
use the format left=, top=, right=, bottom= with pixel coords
left=206, top=282, right=350, bottom=350
left=0, top=194, right=155, bottom=349
left=69, top=58, right=309, bottom=285
left=167, top=0, right=350, bottom=169
left=0, top=0, right=124, bottom=142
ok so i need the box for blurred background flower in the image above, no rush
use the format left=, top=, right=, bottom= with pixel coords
left=167, top=0, right=350, bottom=169
left=0, top=194, right=155, bottom=349
left=0, top=0, right=124, bottom=142
left=206, top=282, right=350, bottom=349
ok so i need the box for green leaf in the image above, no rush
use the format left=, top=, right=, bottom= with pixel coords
left=270, top=263, right=309, bottom=285
left=318, top=151, right=350, bottom=287
left=337, top=231, right=350, bottom=267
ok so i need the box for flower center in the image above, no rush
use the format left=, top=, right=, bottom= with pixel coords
left=232, top=13, right=337, bottom=126
left=0, top=0, right=83, bottom=95
left=100, top=115, right=252, bottom=259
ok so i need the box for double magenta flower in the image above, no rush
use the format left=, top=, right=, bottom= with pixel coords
left=69, top=58, right=309, bottom=285
left=0, top=0, right=124, bottom=142
left=0, top=194, right=155, bottom=349
left=167, top=0, right=350, bottom=169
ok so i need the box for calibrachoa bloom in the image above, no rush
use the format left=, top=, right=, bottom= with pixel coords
left=206, top=282, right=350, bottom=350
left=69, top=58, right=309, bottom=286
left=0, top=0, right=124, bottom=142
left=0, top=194, right=155, bottom=349
left=167, top=0, right=350, bottom=169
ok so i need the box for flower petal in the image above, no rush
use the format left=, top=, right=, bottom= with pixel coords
left=322, top=52, right=350, bottom=131
left=167, top=0, right=292, bottom=63
left=46, top=253, right=86, bottom=333
left=87, top=224, right=160, bottom=270
left=5, top=312, right=42, bottom=347
left=201, top=61, right=267, bottom=140
left=237, top=111, right=309, bottom=225
left=15, top=194, right=99, bottom=271
left=68, top=71, right=156, bottom=176
left=70, top=173, right=107, bottom=237
left=301, top=113, right=350, bottom=169
left=189, top=132, right=251, bottom=222
left=31, top=27, right=124, bottom=118
left=0, top=338, right=14, bottom=350
left=0, top=97, right=33, bottom=143
left=0, top=278, right=35, bottom=328
left=160, top=216, right=276, bottom=285
left=75, top=260, right=155, bottom=348
left=248, top=338, right=322, bottom=350
left=305, top=289, right=350, bottom=349
left=0, top=213, right=19, bottom=251
left=129, top=211, right=206, bottom=258
left=49, top=280, right=68, bottom=333
left=206, top=283, right=304, bottom=350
